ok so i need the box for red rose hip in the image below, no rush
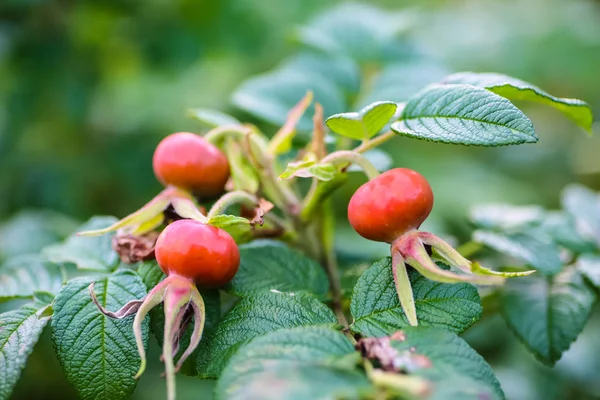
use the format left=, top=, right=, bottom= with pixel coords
left=348, top=168, right=434, bottom=243
left=153, top=132, right=230, bottom=196
left=155, top=219, right=240, bottom=287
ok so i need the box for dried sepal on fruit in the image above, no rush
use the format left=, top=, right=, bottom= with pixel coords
left=89, top=219, right=240, bottom=400
left=348, top=168, right=535, bottom=326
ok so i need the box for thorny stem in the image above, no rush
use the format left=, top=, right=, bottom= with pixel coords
left=321, top=150, right=381, bottom=180
left=353, top=130, right=396, bottom=154
left=207, top=190, right=260, bottom=218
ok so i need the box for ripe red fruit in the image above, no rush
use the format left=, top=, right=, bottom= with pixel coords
left=153, top=132, right=230, bottom=197
left=155, top=219, right=240, bottom=287
left=348, top=168, right=434, bottom=243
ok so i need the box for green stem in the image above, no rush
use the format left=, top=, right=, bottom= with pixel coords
left=321, top=150, right=381, bottom=180
left=353, top=130, right=396, bottom=153
left=321, top=199, right=347, bottom=328
left=300, top=174, right=348, bottom=222
left=207, top=191, right=259, bottom=218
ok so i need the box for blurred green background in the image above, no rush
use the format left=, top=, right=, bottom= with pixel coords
left=1, top=0, right=599, bottom=399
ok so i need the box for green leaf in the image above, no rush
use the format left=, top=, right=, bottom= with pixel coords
left=0, top=300, right=52, bottom=400
left=136, top=261, right=220, bottom=376
left=536, top=212, right=598, bottom=254
left=390, top=327, right=504, bottom=400
left=232, top=70, right=345, bottom=133
left=216, top=326, right=368, bottom=400
left=0, top=255, right=63, bottom=300
left=52, top=270, right=149, bottom=400
left=576, top=254, right=600, bottom=289
left=361, top=59, right=449, bottom=106
left=501, top=269, right=596, bottom=365
left=561, top=184, right=600, bottom=247
left=227, top=241, right=330, bottom=298
left=196, top=290, right=337, bottom=378
left=326, top=101, right=397, bottom=140
left=0, top=210, right=78, bottom=261
left=280, top=159, right=337, bottom=181
left=473, top=230, right=562, bottom=275
left=219, top=364, right=372, bottom=400
left=295, top=3, right=411, bottom=62
left=350, top=258, right=482, bottom=336
left=137, top=260, right=166, bottom=291
left=206, top=214, right=251, bottom=229
left=442, top=72, right=593, bottom=132
left=279, top=53, right=361, bottom=95
left=43, top=216, right=120, bottom=271
left=391, top=84, right=538, bottom=146
left=187, top=108, right=240, bottom=128
left=216, top=327, right=370, bottom=400
left=469, top=204, right=546, bottom=231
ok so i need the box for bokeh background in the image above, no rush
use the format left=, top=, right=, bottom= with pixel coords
left=1, top=0, right=599, bottom=399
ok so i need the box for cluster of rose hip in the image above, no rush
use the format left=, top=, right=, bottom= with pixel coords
left=79, top=123, right=530, bottom=400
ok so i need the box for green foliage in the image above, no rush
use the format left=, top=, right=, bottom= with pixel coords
left=2, top=2, right=598, bottom=400
left=0, top=299, right=52, bottom=400
left=473, top=230, right=562, bottom=275
left=501, top=270, right=596, bottom=365
left=187, top=108, right=241, bottom=128
left=350, top=258, right=482, bottom=336
left=227, top=241, right=330, bottom=298
left=196, top=291, right=337, bottom=378
left=0, top=211, right=78, bottom=262
left=391, top=327, right=504, bottom=400
left=391, top=85, right=538, bottom=146
left=43, top=216, right=120, bottom=272
left=441, top=72, right=594, bottom=132
left=51, top=271, right=149, bottom=400
left=215, top=326, right=369, bottom=400
left=326, top=102, right=397, bottom=140
left=0, top=255, right=63, bottom=300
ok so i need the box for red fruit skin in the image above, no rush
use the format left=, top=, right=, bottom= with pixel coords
left=155, top=219, right=240, bottom=287
left=348, top=168, right=434, bottom=243
left=153, top=132, right=230, bottom=197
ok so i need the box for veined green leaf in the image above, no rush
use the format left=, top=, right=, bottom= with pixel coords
left=0, top=255, right=63, bottom=300
left=0, top=300, right=52, bottom=400
left=350, top=258, right=482, bottom=336
left=52, top=271, right=149, bottom=400
left=501, top=269, right=596, bottom=365
left=196, top=290, right=337, bottom=378
left=442, top=72, right=593, bottom=132
left=216, top=326, right=370, bottom=400
left=391, top=327, right=505, bottom=400
left=473, top=230, right=562, bottom=275
left=43, top=216, right=120, bottom=272
left=227, top=241, right=329, bottom=298
left=391, top=84, right=538, bottom=146
left=326, top=101, right=397, bottom=140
